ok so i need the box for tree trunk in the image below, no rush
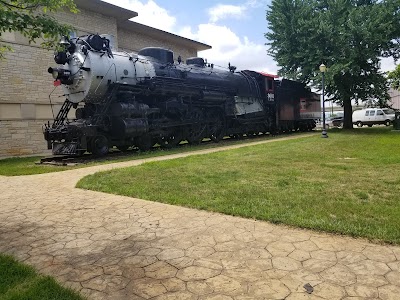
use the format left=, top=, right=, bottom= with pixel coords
left=343, top=96, right=353, bottom=129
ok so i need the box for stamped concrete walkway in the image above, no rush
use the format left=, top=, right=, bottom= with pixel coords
left=1, top=134, right=400, bottom=300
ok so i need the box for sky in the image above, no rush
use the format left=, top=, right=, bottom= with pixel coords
left=102, top=0, right=396, bottom=75
left=102, top=0, right=278, bottom=74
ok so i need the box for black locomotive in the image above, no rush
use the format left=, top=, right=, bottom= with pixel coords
left=44, top=34, right=318, bottom=156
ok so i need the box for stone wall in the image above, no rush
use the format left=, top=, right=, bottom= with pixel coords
left=0, top=44, right=62, bottom=105
left=0, top=120, right=52, bottom=156
left=54, top=8, right=118, bottom=45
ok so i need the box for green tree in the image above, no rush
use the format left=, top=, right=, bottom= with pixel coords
left=388, top=64, right=400, bottom=90
left=0, top=0, right=77, bottom=58
left=266, top=0, right=400, bottom=129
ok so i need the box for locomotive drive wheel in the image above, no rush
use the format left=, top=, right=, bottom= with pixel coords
left=159, top=133, right=182, bottom=149
left=187, top=108, right=205, bottom=145
left=229, top=134, right=243, bottom=140
left=136, top=136, right=154, bottom=152
left=117, top=145, right=130, bottom=152
left=246, top=132, right=257, bottom=138
left=187, top=127, right=204, bottom=145
left=186, top=120, right=206, bottom=145
left=210, top=123, right=225, bottom=143
left=91, top=136, right=109, bottom=156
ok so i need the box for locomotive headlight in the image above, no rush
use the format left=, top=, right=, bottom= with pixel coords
left=48, top=67, right=59, bottom=79
left=48, top=67, right=73, bottom=85
left=48, top=67, right=71, bottom=79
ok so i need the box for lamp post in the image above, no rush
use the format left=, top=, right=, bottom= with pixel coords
left=320, top=63, right=328, bottom=138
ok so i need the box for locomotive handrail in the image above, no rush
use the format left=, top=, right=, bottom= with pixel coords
left=94, top=63, right=117, bottom=94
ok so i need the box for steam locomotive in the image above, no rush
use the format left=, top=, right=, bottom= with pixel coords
left=44, top=34, right=319, bottom=156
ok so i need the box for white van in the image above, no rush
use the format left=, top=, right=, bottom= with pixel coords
left=352, top=108, right=395, bottom=127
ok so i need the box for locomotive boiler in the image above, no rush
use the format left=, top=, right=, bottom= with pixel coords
left=44, top=34, right=318, bottom=156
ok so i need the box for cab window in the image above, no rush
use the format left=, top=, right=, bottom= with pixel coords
left=377, top=110, right=384, bottom=116
left=267, top=79, right=274, bottom=91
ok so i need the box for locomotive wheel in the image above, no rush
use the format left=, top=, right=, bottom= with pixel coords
left=186, top=108, right=205, bottom=145
left=91, top=136, right=109, bottom=156
left=187, top=133, right=203, bottom=145
left=187, top=123, right=206, bottom=145
left=159, top=133, right=182, bottom=149
left=210, top=123, right=225, bottom=143
left=230, top=134, right=243, bottom=139
left=117, top=145, right=130, bottom=152
left=136, top=136, right=154, bottom=152
left=246, top=132, right=257, bottom=138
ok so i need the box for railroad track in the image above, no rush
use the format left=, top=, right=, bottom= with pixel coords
left=36, top=132, right=298, bottom=166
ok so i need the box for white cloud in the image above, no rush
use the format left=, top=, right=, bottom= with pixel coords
left=103, top=0, right=176, bottom=32
left=102, top=0, right=277, bottom=74
left=207, top=0, right=265, bottom=23
left=179, top=24, right=277, bottom=74
left=380, top=57, right=397, bottom=73
left=208, top=4, right=246, bottom=23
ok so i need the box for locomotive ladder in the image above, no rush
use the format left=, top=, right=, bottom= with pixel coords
left=52, top=100, right=73, bottom=128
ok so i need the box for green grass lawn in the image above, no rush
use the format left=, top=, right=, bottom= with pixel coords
left=0, top=254, right=83, bottom=300
left=0, top=134, right=296, bottom=176
left=77, top=127, right=400, bottom=244
left=0, top=156, right=73, bottom=176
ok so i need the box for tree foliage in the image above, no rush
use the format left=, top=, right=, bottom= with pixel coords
left=0, top=0, right=77, bottom=58
left=266, top=0, right=400, bottom=128
left=388, top=64, right=400, bottom=90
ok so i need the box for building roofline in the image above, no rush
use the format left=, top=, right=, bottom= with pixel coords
left=118, top=20, right=212, bottom=51
left=74, top=0, right=211, bottom=51
left=74, top=0, right=138, bottom=21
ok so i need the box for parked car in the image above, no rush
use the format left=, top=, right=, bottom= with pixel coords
left=352, top=108, right=395, bottom=127
left=326, top=116, right=344, bottom=128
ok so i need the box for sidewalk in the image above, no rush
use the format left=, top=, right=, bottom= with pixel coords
left=1, top=134, right=399, bottom=299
